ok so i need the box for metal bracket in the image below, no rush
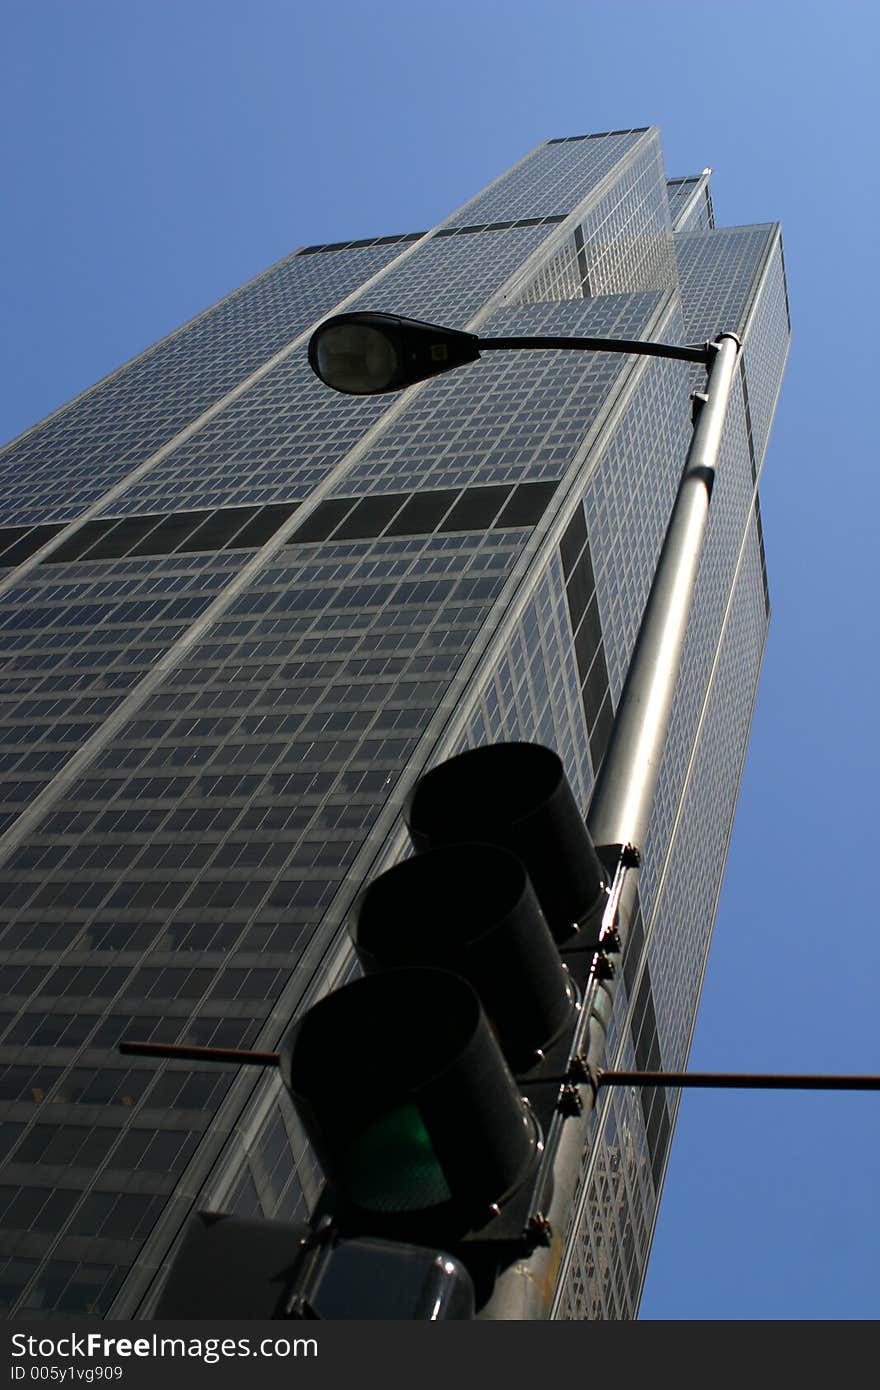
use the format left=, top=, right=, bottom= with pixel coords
left=690, top=389, right=710, bottom=423
left=297, top=1214, right=335, bottom=1251
left=566, top=1053, right=591, bottom=1084
left=279, top=1216, right=336, bottom=1319
left=590, top=955, right=615, bottom=982
left=285, top=1295, right=321, bottom=1320
left=559, top=926, right=621, bottom=956
left=557, top=1083, right=583, bottom=1117
left=524, top=1213, right=553, bottom=1250
left=582, top=842, right=638, bottom=980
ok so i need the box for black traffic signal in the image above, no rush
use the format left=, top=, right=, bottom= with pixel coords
left=140, top=740, right=611, bottom=1314
left=278, top=742, right=609, bottom=1282
left=406, top=741, right=605, bottom=942
left=351, top=841, right=575, bottom=1072
left=281, top=967, right=540, bottom=1241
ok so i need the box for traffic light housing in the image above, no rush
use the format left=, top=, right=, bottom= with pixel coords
left=406, top=742, right=605, bottom=943
left=140, top=741, right=611, bottom=1316
left=277, top=742, right=610, bottom=1305
left=351, top=841, right=576, bottom=1072
left=281, top=967, right=541, bottom=1240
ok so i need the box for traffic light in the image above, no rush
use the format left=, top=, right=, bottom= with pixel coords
left=351, top=842, right=575, bottom=1072
left=281, top=967, right=540, bottom=1241
left=135, top=741, right=611, bottom=1316
left=278, top=741, right=610, bottom=1307
left=405, top=741, right=605, bottom=943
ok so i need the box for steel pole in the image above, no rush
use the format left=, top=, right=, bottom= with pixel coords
left=587, top=330, right=742, bottom=852
left=481, top=330, right=742, bottom=1320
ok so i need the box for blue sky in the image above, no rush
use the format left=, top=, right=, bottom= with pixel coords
left=3, top=0, right=879, bottom=1319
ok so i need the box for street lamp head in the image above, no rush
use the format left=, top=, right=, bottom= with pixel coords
left=308, top=311, right=481, bottom=395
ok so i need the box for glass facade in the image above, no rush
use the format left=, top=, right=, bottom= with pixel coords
left=0, top=126, right=788, bottom=1320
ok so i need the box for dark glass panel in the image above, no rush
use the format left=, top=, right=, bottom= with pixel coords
left=588, top=688, right=614, bottom=771
left=559, top=504, right=589, bottom=581
left=223, top=502, right=300, bottom=550
left=331, top=494, right=409, bottom=540
left=437, top=485, right=512, bottom=532
left=495, top=480, right=559, bottom=528
left=127, top=511, right=207, bottom=556
left=176, top=506, right=260, bottom=552
left=384, top=488, right=460, bottom=536
left=78, top=515, right=164, bottom=561
left=288, top=498, right=357, bottom=543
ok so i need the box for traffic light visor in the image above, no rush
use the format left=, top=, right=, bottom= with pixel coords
left=351, top=843, right=575, bottom=1071
left=406, top=742, right=605, bottom=942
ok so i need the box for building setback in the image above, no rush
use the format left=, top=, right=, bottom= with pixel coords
left=0, top=127, right=789, bottom=1319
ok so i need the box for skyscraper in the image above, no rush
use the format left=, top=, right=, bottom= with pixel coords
left=0, top=127, right=788, bottom=1320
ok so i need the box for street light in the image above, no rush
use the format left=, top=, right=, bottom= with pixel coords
left=307, top=312, right=482, bottom=395
left=307, top=309, right=711, bottom=395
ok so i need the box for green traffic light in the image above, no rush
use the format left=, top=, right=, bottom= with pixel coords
left=345, top=1103, right=452, bottom=1213
left=282, top=970, right=541, bottom=1227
